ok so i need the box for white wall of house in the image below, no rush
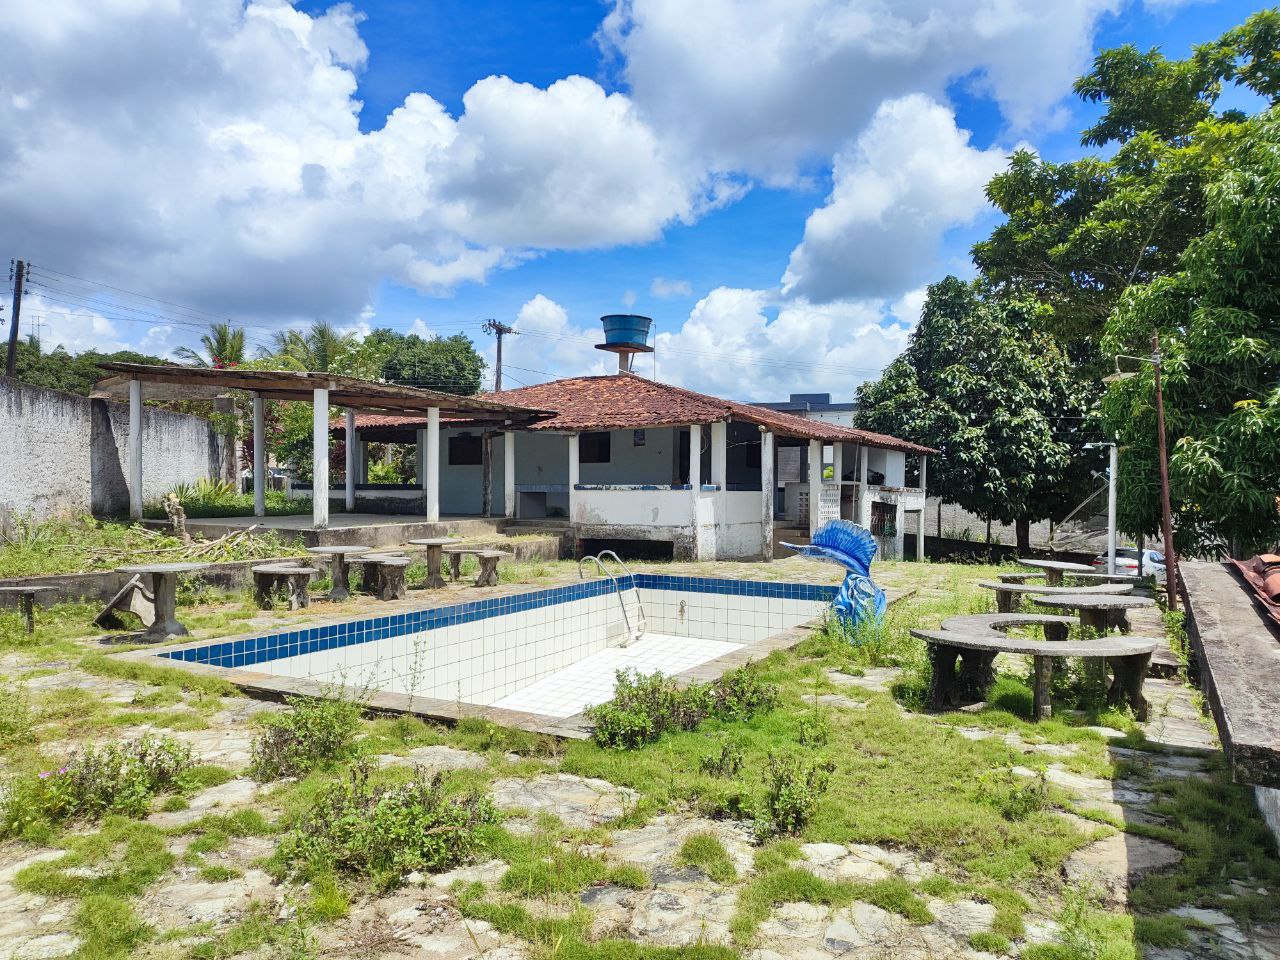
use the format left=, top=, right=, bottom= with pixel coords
left=577, top=427, right=679, bottom=485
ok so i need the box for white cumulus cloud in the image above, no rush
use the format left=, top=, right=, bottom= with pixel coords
left=782, top=95, right=1010, bottom=303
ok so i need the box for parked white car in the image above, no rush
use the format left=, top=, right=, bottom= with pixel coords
left=1092, top=547, right=1166, bottom=581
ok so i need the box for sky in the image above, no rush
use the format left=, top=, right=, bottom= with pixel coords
left=0, top=0, right=1264, bottom=402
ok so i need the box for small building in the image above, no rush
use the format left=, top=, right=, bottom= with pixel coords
left=755, top=392, right=858, bottom=428
left=339, top=316, right=934, bottom=561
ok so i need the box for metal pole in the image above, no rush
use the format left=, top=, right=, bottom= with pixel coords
left=1152, top=335, right=1178, bottom=607
left=1106, top=443, right=1117, bottom=576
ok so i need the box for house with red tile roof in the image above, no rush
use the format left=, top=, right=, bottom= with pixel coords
left=328, top=316, right=933, bottom=561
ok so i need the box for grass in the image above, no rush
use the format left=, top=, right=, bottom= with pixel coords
left=677, top=833, right=737, bottom=883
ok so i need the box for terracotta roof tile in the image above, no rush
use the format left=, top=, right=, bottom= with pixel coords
left=339, top=373, right=934, bottom=455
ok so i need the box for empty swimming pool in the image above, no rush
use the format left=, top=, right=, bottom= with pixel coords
left=140, top=575, right=836, bottom=726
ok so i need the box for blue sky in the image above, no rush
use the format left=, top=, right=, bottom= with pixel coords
left=3, top=0, right=1265, bottom=399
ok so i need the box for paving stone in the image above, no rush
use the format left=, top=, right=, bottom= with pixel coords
left=411, top=859, right=508, bottom=889
left=140, top=868, right=276, bottom=928
left=926, top=898, right=997, bottom=939
left=376, top=744, right=489, bottom=772
left=0, top=932, right=82, bottom=960
left=148, top=777, right=260, bottom=827
left=169, top=728, right=255, bottom=767
left=491, top=774, right=637, bottom=828
left=802, top=693, right=867, bottom=710
left=594, top=814, right=756, bottom=877
left=827, top=667, right=901, bottom=693
left=1063, top=833, right=1183, bottom=905
left=625, top=888, right=736, bottom=946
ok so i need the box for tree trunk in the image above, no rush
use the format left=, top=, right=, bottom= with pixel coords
left=1016, top=518, right=1031, bottom=553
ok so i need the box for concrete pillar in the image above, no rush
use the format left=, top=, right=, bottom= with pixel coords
left=416, top=429, right=426, bottom=487
left=689, top=424, right=702, bottom=490
left=252, top=393, right=265, bottom=518
left=312, top=387, right=329, bottom=529
left=128, top=378, right=143, bottom=521
left=760, top=430, right=775, bottom=560
left=917, top=454, right=928, bottom=562
left=568, top=433, right=580, bottom=520
left=833, top=443, right=843, bottom=486
left=710, top=421, right=727, bottom=488
left=504, top=431, right=516, bottom=517
left=808, top=438, right=822, bottom=538
left=344, top=408, right=356, bottom=512
left=355, top=437, right=367, bottom=484
left=425, top=406, right=440, bottom=522
left=895, top=500, right=906, bottom=561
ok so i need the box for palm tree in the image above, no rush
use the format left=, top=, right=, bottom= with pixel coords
left=175, top=322, right=246, bottom=368
left=265, top=321, right=354, bottom=372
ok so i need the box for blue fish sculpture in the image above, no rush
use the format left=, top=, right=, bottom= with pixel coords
left=782, top=520, right=886, bottom=628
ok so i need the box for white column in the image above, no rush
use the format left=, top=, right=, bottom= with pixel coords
left=355, top=437, right=367, bottom=484
left=128, top=378, right=143, bottom=520
left=760, top=430, right=775, bottom=560
left=416, top=429, right=426, bottom=487
left=312, top=387, right=329, bottom=529
left=425, top=406, right=440, bottom=522
left=504, top=431, right=516, bottom=517
left=808, top=438, right=822, bottom=538
left=917, top=454, right=928, bottom=562
left=1106, top=445, right=1118, bottom=575
left=344, top=409, right=356, bottom=512
left=689, top=424, right=702, bottom=490
left=710, top=421, right=727, bottom=488
left=252, top=393, right=265, bottom=518
left=833, top=443, right=844, bottom=486
left=568, top=433, right=580, bottom=520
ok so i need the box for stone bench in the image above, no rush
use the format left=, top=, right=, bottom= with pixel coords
left=911, top=628, right=1160, bottom=721
left=355, top=554, right=410, bottom=601
left=939, top=612, right=1075, bottom=643
left=250, top=564, right=318, bottom=610
left=978, top=580, right=1133, bottom=614
left=441, top=547, right=511, bottom=587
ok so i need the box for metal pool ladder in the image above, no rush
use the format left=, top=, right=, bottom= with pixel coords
left=578, top=550, right=647, bottom=646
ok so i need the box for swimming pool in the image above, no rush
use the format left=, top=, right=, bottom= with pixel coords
left=141, top=574, right=836, bottom=728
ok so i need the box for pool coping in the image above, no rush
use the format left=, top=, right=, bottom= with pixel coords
left=109, top=575, right=862, bottom=740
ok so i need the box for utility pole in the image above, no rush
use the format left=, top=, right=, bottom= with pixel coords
left=6, top=259, right=27, bottom=378
left=1152, top=334, right=1179, bottom=609
left=482, top=319, right=514, bottom=391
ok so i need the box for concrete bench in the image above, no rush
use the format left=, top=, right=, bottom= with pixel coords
left=355, top=554, right=410, bottom=601
left=911, top=628, right=1160, bottom=721
left=251, top=564, right=318, bottom=610
left=940, top=612, right=1075, bottom=643
left=978, top=580, right=1133, bottom=613
left=441, top=547, right=511, bottom=587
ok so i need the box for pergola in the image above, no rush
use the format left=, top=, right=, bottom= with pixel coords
left=92, top=363, right=553, bottom=529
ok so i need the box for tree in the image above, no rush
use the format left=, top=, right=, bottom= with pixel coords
left=1102, top=106, right=1280, bottom=556
left=855, top=278, right=1094, bottom=551
left=973, top=10, right=1280, bottom=352
left=13, top=340, right=167, bottom=395
left=266, top=321, right=355, bottom=372
left=371, top=330, right=486, bottom=395
left=173, top=321, right=246, bottom=368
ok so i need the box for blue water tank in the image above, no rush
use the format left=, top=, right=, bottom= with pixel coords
left=599, top=314, right=654, bottom=352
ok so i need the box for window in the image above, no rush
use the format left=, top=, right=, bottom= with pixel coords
left=448, top=434, right=482, bottom=466
left=580, top=432, right=611, bottom=464
left=870, top=501, right=896, bottom=537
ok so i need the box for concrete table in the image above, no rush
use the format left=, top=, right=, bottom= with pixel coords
left=252, top=564, right=320, bottom=610
left=116, top=562, right=211, bottom=640
left=407, top=538, right=455, bottom=589
left=1032, top=592, right=1155, bottom=635
left=0, top=585, right=58, bottom=633
left=306, top=545, right=372, bottom=601
left=978, top=580, right=1133, bottom=614
left=1016, top=558, right=1096, bottom=586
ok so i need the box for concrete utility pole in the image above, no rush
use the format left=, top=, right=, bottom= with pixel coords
left=1152, top=334, right=1180, bottom=609
left=482, top=319, right=515, bottom=391
left=6, top=259, right=27, bottom=377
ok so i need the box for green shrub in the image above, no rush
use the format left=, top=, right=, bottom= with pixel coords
left=797, top=713, right=831, bottom=747
left=2, top=735, right=192, bottom=836
left=699, top=736, right=746, bottom=778
left=276, top=761, right=498, bottom=889
left=250, top=695, right=362, bottom=781
left=586, top=664, right=779, bottom=749
left=757, top=752, right=835, bottom=838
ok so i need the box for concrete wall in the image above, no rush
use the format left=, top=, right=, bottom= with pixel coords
left=0, top=376, right=228, bottom=521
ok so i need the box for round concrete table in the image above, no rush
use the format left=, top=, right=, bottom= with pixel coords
left=978, top=580, right=1133, bottom=613
left=306, top=545, right=372, bottom=601
left=1031, top=592, right=1155, bottom=635
left=1016, top=558, right=1096, bottom=586
left=407, top=538, right=455, bottom=589
left=0, top=585, right=58, bottom=633
left=116, top=562, right=211, bottom=640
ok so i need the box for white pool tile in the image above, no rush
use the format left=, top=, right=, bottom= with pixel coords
left=490, top=632, right=742, bottom=719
